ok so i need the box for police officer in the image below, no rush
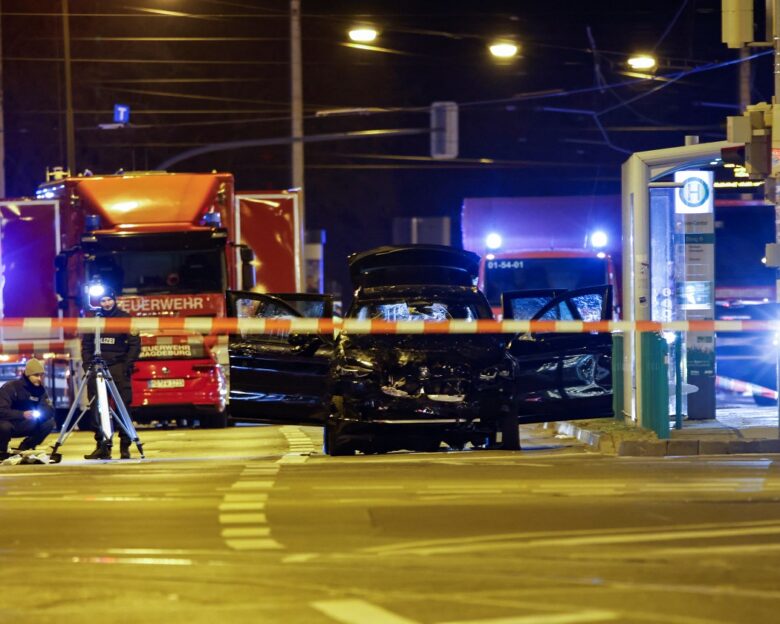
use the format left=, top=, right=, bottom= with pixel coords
left=82, top=290, right=140, bottom=460
left=0, top=358, right=56, bottom=459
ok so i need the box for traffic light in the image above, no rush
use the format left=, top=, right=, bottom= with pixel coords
left=724, top=103, right=771, bottom=179
left=430, top=101, right=458, bottom=160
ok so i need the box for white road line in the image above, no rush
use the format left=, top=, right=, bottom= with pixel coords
left=439, top=610, right=619, bottom=624
left=311, top=599, right=618, bottom=624
left=363, top=519, right=780, bottom=557
left=223, top=492, right=268, bottom=502
left=219, top=512, right=267, bottom=524
left=311, top=599, right=419, bottom=624
left=230, top=479, right=276, bottom=490
left=218, top=501, right=267, bottom=511
left=224, top=538, right=282, bottom=550
left=221, top=527, right=271, bottom=538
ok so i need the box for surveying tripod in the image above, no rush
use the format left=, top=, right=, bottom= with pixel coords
left=50, top=325, right=144, bottom=463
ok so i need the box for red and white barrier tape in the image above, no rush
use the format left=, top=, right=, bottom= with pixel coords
left=715, top=375, right=778, bottom=400
left=0, top=317, right=778, bottom=335
left=0, top=339, right=80, bottom=356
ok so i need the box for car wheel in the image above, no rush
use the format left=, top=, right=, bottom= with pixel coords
left=499, top=412, right=520, bottom=451
left=324, top=419, right=354, bottom=456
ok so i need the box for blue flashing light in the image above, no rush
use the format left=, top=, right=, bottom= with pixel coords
left=485, top=232, right=502, bottom=250
left=85, top=214, right=101, bottom=232
left=590, top=230, right=608, bottom=249
left=202, top=211, right=221, bottom=227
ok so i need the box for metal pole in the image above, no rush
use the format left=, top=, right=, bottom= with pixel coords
left=290, top=0, right=306, bottom=290
left=773, top=0, right=780, bottom=437
left=739, top=47, right=751, bottom=112
left=0, top=0, right=5, bottom=197
left=62, top=0, right=75, bottom=174
left=675, top=331, right=683, bottom=429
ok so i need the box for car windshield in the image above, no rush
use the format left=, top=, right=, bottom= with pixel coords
left=89, top=249, right=226, bottom=295
left=484, top=257, right=608, bottom=306
left=355, top=300, right=482, bottom=321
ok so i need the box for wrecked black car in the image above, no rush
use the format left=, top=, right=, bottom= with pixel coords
left=226, top=245, right=613, bottom=456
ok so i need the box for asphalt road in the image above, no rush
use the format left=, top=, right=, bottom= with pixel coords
left=1, top=424, right=779, bottom=624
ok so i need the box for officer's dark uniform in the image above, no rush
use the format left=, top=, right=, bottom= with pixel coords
left=0, top=364, right=56, bottom=457
left=81, top=293, right=140, bottom=457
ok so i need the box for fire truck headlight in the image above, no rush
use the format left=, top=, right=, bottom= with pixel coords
left=590, top=231, right=608, bottom=249
left=485, top=232, right=502, bottom=250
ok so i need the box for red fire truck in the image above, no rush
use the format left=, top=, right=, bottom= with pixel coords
left=0, top=169, right=304, bottom=426
left=461, top=195, right=621, bottom=318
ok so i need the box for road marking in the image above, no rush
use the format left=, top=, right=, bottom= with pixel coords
left=363, top=519, right=780, bottom=557
left=218, top=501, right=267, bottom=511
left=311, top=599, right=618, bottom=624
left=219, top=512, right=267, bottom=524
left=221, top=527, right=271, bottom=538
left=439, top=611, right=619, bottom=624
left=219, top=426, right=313, bottom=551
left=312, top=599, right=418, bottom=624
left=223, top=492, right=268, bottom=502
left=224, top=538, right=282, bottom=550
left=230, top=479, right=276, bottom=490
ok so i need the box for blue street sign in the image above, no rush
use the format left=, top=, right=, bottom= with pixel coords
left=113, top=104, right=130, bottom=124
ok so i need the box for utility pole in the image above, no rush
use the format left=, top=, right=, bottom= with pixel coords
left=0, top=0, right=6, bottom=196
left=290, top=0, right=306, bottom=290
left=62, top=0, right=75, bottom=174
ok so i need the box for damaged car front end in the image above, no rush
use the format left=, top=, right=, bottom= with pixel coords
left=324, top=246, right=521, bottom=455
left=329, top=315, right=518, bottom=455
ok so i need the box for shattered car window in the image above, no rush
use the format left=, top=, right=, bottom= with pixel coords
left=356, top=301, right=478, bottom=322
left=286, top=300, right=326, bottom=318
left=508, top=296, right=555, bottom=320
left=571, top=294, right=604, bottom=322
left=235, top=297, right=296, bottom=319
left=537, top=301, right=574, bottom=321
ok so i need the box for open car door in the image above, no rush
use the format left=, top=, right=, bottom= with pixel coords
left=226, top=291, right=335, bottom=425
left=503, top=285, right=613, bottom=423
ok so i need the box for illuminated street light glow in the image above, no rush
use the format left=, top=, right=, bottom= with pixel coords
left=489, top=42, right=518, bottom=59
left=348, top=27, right=378, bottom=43
left=627, top=54, right=656, bottom=70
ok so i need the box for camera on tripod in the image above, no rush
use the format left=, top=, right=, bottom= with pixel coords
left=47, top=277, right=144, bottom=463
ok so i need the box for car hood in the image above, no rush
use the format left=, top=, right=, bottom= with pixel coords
left=348, top=245, right=480, bottom=289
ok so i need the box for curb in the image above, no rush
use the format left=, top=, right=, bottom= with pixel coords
left=553, top=422, right=780, bottom=456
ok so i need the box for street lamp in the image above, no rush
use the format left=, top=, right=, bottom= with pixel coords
left=348, top=26, right=379, bottom=43
left=488, top=40, right=519, bottom=59
left=627, top=54, right=656, bottom=70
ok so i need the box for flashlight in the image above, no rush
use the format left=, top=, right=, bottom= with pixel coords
left=31, top=410, right=41, bottom=419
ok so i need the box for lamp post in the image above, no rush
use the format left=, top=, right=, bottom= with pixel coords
left=62, top=0, right=75, bottom=174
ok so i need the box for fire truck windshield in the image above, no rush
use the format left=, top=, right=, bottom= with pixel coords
left=88, top=248, right=226, bottom=295
left=483, top=257, right=609, bottom=306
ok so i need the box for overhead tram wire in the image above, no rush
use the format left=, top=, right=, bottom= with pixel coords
left=67, top=51, right=772, bottom=133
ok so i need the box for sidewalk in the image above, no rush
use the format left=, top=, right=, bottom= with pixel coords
left=551, top=406, right=780, bottom=456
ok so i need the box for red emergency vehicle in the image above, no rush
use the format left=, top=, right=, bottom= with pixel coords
left=0, top=169, right=304, bottom=425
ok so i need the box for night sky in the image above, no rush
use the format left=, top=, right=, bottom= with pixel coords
left=1, top=0, right=767, bottom=299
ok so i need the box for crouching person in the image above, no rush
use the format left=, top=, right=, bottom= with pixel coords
left=0, top=358, right=56, bottom=460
